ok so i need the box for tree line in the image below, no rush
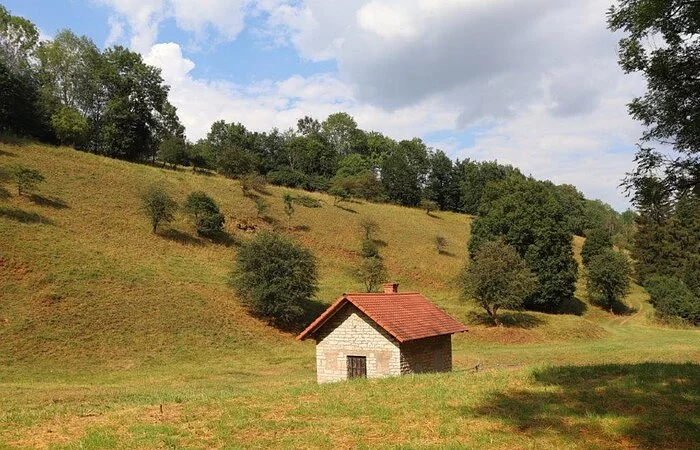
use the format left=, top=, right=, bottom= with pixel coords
left=0, top=6, right=183, bottom=161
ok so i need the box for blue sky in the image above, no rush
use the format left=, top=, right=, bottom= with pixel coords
left=3, top=0, right=644, bottom=210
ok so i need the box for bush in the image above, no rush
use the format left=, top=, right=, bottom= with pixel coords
left=240, top=174, right=268, bottom=197
left=459, top=241, right=537, bottom=325
left=356, top=256, right=388, bottom=293
left=329, top=185, right=349, bottom=205
left=360, top=239, right=380, bottom=258
left=141, top=185, right=177, bottom=233
left=51, top=106, right=89, bottom=147
left=10, top=165, right=44, bottom=196
left=586, top=250, right=632, bottom=312
left=254, top=196, right=267, bottom=218
left=360, top=219, right=379, bottom=241
left=295, top=195, right=322, bottom=208
left=645, top=276, right=700, bottom=325
left=183, top=191, right=225, bottom=236
left=582, top=228, right=613, bottom=266
left=267, top=167, right=309, bottom=189
left=420, top=199, right=439, bottom=215
left=435, top=234, right=447, bottom=254
left=159, top=136, right=188, bottom=169
left=232, top=232, right=318, bottom=328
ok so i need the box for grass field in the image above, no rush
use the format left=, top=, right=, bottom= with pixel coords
left=1, top=141, right=698, bottom=449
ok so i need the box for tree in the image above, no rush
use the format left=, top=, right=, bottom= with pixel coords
left=581, top=228, right=613, bottom=266
left=469, top=176, right=578, bottom=311
left=159, top=136, right=188, bottom=169
left=329, top=185, right=349, bottom=205
left=609, top=0, right=700, bottom=198
left=10, top=165, right=44, bottom=196
left=183, top=191, right=225, bottom=236
left=232, top=232, right=318, bottom=328
left=458, top=160, right=522, bottom=214
left=420, top=199, right=439, bottom=215
left=254, top=196, right=268, bottom=219
left=459, top=241, right=537, bottom=325
left=50, top=106, right=89, bottom=146
left=425, top=150, right=460, bottom=211
left=381, top=139, right=429, bottom=206
left=141, top=185, right=177, bottom=233
left=435, top=234, right=448, bottom=254
left=321, top=112, right=366, bottom=157
left=586, top=250, right=632, bottom=312
left=645, top=276, right=699, bottom=325
left=356, top=256, right=388, bottom=293
left=283, top=192, right=295, bottom=228
left=360, top=219, right=379, bottom=241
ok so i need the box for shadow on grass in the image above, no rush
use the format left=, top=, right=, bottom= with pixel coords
left=159, top=229, right=204, bottom=246
left=207, top=231, right=239, bottom=247
left=590, top=297, right=638, bottom=316
left=335, top=204, right=358, bottom=214
left=471, top=363, right=700, bottom=450
left=293, top=224, right=310, bottom=232
left=427, top=212, right=442, bottom=219
left=555, top=296, right=588, bottom=316
left=373, top=239, right=388, bottom=248
left=465, top=310, right=545, bottom=329
left=0, top=206, right=53, bottom=224
left=261, top=215, right=277, bottom=225
left=0, top=186, right=10, bottom=200
left=0, top=149, right=17, bottom=157
left=29, top=194, right=69, bottom=209
left=438, top=249, right=456, bottom=257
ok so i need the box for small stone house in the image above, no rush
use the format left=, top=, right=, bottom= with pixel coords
left=297, top=283, right=468, bottom=383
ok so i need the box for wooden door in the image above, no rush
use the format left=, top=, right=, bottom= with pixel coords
left=347, top=356, right=367, bottom=379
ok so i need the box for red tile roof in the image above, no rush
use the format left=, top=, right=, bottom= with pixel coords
left=297, top=292, right=468, bottom=343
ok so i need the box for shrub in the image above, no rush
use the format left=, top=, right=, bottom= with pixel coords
left=267, top=167, right=309, bottom=189
left=51, top=106, right=89, bottom=147
left=420, top=199, right=439, bottom=215
left=240, top=174, right=268, bottom=197
left=360, top=239, right=379, bottom=258
left=232, top=232, right=318, bottom=328
left=283, top=192, right=295, bottom=228
left=295, top=195, right=322, bottom=208
left=435, top=234, right=448, bottom=254
left=329, top=185, right=349, bottom=205
left=586, top=250, right=632, bottom=312
left=141, top=185, right=177, bottom=233
left=254, top=196, right=267, bottom=218
left=159, top=136, right=188, bottom=169
left=356, top=256, right=388, bottom=293
left=645, top=276, right=700, bottom=325
left=582, top=228, right=613, bottom=266
left=10, top=165, right=44, bottom=196
left=360, top=219, right=379, bottom=241
left=459, top=241, right=537, bottom=325
left=184, top=191, right=225, bottom=236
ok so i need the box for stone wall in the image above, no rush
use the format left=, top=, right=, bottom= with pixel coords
left=399, top=335, right=452, bottom=374
left=315, top=304, right=401, bottom=383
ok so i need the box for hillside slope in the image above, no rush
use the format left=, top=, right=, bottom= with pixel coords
left=1, top=141, right=475, bottom=367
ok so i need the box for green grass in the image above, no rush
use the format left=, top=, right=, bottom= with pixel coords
left=1, top=141, right=699, bottom=449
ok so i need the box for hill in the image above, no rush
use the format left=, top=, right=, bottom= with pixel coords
left=1, top=141, right=698, bottom=449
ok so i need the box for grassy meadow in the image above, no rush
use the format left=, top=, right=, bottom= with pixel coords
left=0, top=141, right=698, bottom=449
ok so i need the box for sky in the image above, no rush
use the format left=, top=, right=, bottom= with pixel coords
left=4, top=0, right=645, bottom=210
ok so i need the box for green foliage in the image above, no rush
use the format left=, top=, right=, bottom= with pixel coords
left=141, top=185, right=177, bottom=233
left=254, top=196, right=268, bottom=219
left=469, top=176, right=578, bottom=311
left=360, top=239, right=380, bottom=258
left=356, top=256, right=388, bottom=293
left=425, top=150, right=460, bottom=211
left=609, top=0, right=700, bottom=198
left=381, top=138, right=429, bottom=206
left=460, top=240, right=537, bottom=325
left=10, top=164, right=44, bottom=196
left=50, top=106, right=89, bottom=146
left=645, top=276, right=700, bottom=325
left=586, top=250, right=632, bottom=312
left=458, top=160, right=523, bottom=214
left=267, top=167, right=310, bottom=189
left=435, top=234, right=448, bottom=254
left=159, top=136, right=188, bottom=169
left=232, top=232, right=318, bottom=328
left=283, top=192, right=295, bottom=228
left=360, top=219, right=379, bottom=241
left=240, top=174, right=268, bottom=197
left=581, top=228, right=613, bottom=266
left=419, top=199, right=439, bottom=215
left=183, top=191, right=225, bottom=236
left=294, top=195, right=321, bottom=208
left=321, top=112, right=367, bottom=157
left=329, top=185, right=349, bottom=205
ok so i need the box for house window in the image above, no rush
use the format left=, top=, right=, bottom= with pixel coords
left=347, top=356, right=367, bottom=379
